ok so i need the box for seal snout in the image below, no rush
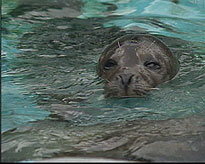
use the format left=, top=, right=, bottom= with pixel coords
left=118, top=74, right=134, bottom=90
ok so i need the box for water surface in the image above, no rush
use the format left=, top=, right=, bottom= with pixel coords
left=2, top=0, right=205, bottom=162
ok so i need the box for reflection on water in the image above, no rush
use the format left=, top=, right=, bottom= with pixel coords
left=2, top=0, right=205, bottom=162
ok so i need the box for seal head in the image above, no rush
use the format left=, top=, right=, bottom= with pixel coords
left=97, top=34, right=179, bottom=98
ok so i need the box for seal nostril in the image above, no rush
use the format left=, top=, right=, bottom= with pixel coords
left=119, top=75, right=123, bottom=84
left=128, top=75, right=134, bottom=85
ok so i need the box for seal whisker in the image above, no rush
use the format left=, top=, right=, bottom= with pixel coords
left=118, top=41, right=121, bottom=50
left=149, top=87, right=160, bottom=91
left=104, top=79, right=111, bottom=83
left=105, top=87, right=119, bottom=97
left=133, top=88, right=148, bottom=95
left=133, top=90, right=147, bottom=97
left=141, top=40, right=157, bottom=59
left=134, top=84, right=149, bottom=89
left=146, top=40, right=156, bottom=51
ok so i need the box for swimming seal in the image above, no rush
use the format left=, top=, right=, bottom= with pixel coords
left=97, top=34, right=179, bottom=98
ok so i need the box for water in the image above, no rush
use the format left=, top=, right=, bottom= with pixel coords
left=2, top=0, right=205, bottom=162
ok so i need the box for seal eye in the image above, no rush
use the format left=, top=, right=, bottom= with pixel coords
left=144, top=61, right=161, bottom=70
left=104, top=59, right=117, bottom=70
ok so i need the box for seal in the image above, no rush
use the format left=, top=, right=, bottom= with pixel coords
left=97, top=34, right=179, bottom=98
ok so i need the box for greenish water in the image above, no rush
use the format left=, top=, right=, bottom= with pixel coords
left=1, top=0, right=205, bottom=162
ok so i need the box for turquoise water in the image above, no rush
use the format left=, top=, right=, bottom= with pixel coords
left=1, top=0, right=205, bottom=162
